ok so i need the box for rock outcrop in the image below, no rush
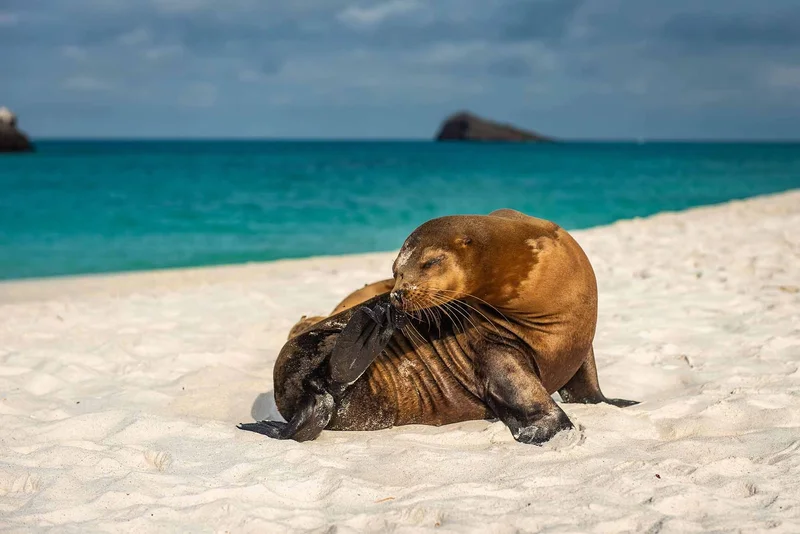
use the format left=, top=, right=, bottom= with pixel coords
left=435, top=111, right=552, bottom=142
left=0, top=107, right=34, bottom=153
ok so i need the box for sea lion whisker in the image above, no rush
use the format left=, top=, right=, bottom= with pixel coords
left=425, top=306, right=437, bottom=329
left=421, top=305, right=433, bottom=327
left=430, top=305, right=443, bottom=337
left=433, top=302, right=444, bottom=333
left=403, top=311, right=426, bottom=349
left=458, top=302, right=504, bottom=339
left=402, top=323, right=425, bottom=349
left=410, top=310, right=429, bottom=347
left=440, top=298, right=487, bottom=341
left=416, top=292, right=445, bottom=334
left=401, top=321, right=422, bottom=349
left=424, top=293, right=460, bottom=337
left=426, top=292, right=485, bottom=342
left=439, top=293, right=504, bottom=335
left=427, top=287, right=510, bottom=321
left=420, top=290, right=446, bottom=335
left=398, top=310, right=418, bottom=348
left=428, top=288, right=512, bottom=324
left=404, top=298, right=426, bottom=315
left=436, top=306, right=458, bottom=337
left=443, top=300, right=477, bottom=330
left=436, top=293, right=503, bottom=337
left=438, top=300, right=471, bottom=338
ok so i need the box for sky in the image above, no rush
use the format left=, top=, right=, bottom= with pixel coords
left=2, top=0, right=800, bottom=140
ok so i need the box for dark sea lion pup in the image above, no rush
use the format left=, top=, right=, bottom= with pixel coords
left=240, top=209, right=638, bottom=444
left=238, top=298, right=405, bottom=441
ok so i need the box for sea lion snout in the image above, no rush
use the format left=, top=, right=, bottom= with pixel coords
left=390, top=286, right=413, bottom=312
left=389, top=289, right=405, bottom=308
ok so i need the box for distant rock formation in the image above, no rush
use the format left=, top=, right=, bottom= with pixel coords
left=0, top=107, right=34, bottom=153
left=435, top=111, right=552, bottom=142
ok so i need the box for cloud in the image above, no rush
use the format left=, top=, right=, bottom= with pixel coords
left=662, top=8, right=800, bottom=49
left=415, top=40, right=556, bottom=79
left=0, top=11, right=19, bottom=26
left=151, top=0, right=215, bottom=14
left=338, top=0, right=422, bottom=27
left=498, top=0, right=585, bottom=42
left=1, top=0, right=799, bottom=138
left=180, top=82, right=218, bottom=107
left=62, top=45, right=89, bottom=61
left=63, top=76, right=114, bottom=92
left=769, top=66, right=800, bottom=90
left=237, top=69, right=261, bottom=83
left=143, top=44, right=184, bottom=61
left=118, top=28, right=152, bottom=46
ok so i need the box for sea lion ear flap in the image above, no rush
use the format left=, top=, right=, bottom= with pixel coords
left=456, top=236, right=472, bottom=247
left=329, top=302, right=399, bottom=387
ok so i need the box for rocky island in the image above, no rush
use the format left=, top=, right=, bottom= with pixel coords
left=0, top=107, right=34, bottom=153
left=435, top=111, right=552, bottom=142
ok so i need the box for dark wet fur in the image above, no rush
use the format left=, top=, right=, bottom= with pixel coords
left=328, top=301, right=406, bottom=386
left=238, top=298, right=404, bottom=441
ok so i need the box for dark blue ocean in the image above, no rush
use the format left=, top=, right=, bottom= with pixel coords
left=1, top=141, right=799, bottom=280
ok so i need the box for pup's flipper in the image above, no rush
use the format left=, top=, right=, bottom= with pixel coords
left=328, top=302, right=405, bottom=386
left=238, top=391, right=334, bottom=442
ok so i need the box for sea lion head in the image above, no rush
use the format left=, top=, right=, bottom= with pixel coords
left=390, top=216, right=481, bottom=312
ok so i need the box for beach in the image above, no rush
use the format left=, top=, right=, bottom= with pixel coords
left=1, top=190, right=799, bottom=532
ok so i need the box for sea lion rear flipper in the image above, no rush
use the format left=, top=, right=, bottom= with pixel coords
left=328, top=302, right=403, bottom=386
left=558, top=347, right=639, bottom=408
left=238, top=391, right=334, bottom=442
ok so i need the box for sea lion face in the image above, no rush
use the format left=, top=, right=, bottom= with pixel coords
left=390, top=217, right=476, bottom=312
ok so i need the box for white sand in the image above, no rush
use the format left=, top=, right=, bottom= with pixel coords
left=1, top=191, right=799, bottom=533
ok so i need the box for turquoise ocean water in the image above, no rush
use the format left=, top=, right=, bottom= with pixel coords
left=1, top=141, right=799, bottom=281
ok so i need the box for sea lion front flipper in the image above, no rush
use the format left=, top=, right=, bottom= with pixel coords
left=478, top=345, right=574, bottom=445
left=328, top=302, right=403, bottom=387
left=558, top=347, right=639, bottom=408
left=238, top=391, right=334, bottom=442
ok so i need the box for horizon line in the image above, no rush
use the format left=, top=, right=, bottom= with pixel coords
left=28, top=137, right=800, bottom=143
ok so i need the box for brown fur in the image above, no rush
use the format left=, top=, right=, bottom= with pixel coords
left=388, top=208, right=598, bottom=394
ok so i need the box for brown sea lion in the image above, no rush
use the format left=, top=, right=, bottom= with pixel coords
left=240, top=209, right=637, bottom=444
